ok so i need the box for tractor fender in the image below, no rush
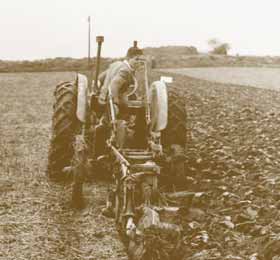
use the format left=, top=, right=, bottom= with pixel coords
left=76, top=73, right=89, bottom=123
left=149, top=80, right=168, bottom=132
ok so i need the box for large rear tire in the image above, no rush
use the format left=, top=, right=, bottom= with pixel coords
left=161, top=84, right=187, bottom=189
left=162, top=85, right=186, bottom=147
left=47, top=82, right=81, bottom=181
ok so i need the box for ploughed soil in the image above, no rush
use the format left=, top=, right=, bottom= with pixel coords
left=151, top=71, right=280, bottom=260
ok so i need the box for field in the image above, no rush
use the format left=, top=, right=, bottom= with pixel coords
left=161, top=67, right=280, bottom=90
left=1, top=69, right=280, bottom=260
left=0, top=72, right=127, bottom=260
left=151, top=70, right=280, bottom=260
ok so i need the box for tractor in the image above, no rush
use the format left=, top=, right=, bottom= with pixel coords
left=47, top=37, right=187, bottom=259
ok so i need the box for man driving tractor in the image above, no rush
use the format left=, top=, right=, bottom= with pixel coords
left=94, top=42, right=146, bottom=154
left=97, top=41, right=144, bottom=114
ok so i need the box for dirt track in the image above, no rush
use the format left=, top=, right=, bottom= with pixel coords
left=0, top=72, right=127, bottom=260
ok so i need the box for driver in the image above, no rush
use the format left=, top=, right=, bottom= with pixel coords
left=97, top=42, right=144, bottom=116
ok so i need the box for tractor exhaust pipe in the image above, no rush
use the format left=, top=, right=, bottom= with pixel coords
left=94, top=35, right=104, bottom=91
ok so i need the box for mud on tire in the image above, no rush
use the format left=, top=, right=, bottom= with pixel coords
left=47, top=81, right=81, bottom=181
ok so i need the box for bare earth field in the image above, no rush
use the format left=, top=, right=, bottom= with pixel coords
left=150, top=71, right=280, bottom=260
left=2, top=70, right=280, bottom=260
left=161, top=67, right=280, bottom=90
left=0, top=72, right=127, bottom=260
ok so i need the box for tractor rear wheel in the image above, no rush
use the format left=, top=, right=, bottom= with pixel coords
left=47, top=82, right=81, bottom=181
left=161, top=85, right=186, bottom=148
left=161, top=84, right=187, bottom=189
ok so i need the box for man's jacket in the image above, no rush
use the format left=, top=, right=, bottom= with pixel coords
left=98, top=60, right=136, bottom=105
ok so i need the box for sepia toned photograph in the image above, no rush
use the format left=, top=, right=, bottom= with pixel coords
left=1, top=0, right=280, bottom=259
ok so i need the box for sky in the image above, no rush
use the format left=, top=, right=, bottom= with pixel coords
left=1, top=0, right=280, bottom=60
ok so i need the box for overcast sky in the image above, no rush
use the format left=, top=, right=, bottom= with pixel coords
left=1, top=0, right=280, bottom=60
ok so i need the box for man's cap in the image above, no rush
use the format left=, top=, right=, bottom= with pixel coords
left=126, top=41, right=143, bottom=58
